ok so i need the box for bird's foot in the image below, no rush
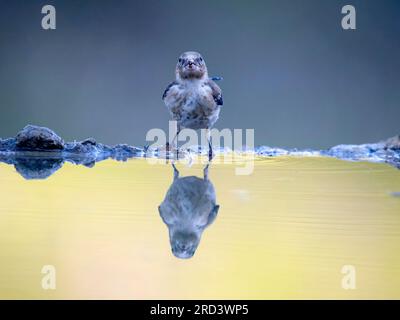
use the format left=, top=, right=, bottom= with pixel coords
left=164, top=143, right=182, bottom=161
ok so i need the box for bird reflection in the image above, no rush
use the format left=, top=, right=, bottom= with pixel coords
left=158, top=163, right=219, bottom=259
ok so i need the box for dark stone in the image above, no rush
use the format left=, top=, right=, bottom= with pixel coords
left=81, top=138, right=97, bottom=146
left=384, top=135, right=400, bottom=150
left=15, top=125, right=64, bottom=151
left=0, top=138, right=16, bottom=151
left=64, top=141, right=96, bottom=154
left=112, top=144, right=143, bottom=161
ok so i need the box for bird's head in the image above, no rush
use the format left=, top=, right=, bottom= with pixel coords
left=170, top=229, right=201, bottom=259
left=176, top=51, right=208, bottom=81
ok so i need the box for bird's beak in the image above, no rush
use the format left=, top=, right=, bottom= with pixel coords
left=187, top=60, right=195, bottom=68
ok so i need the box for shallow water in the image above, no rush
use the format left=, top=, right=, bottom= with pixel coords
left=0, top=156, right=399, bottom=299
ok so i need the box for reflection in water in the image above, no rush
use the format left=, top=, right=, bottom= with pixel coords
left=14, top=157, right=64, bottom=180
left=0, top=154, right=97, bottom=180
left=0, top=157, right=399, bottom=298
left=158, top=163, right=219, bottom=259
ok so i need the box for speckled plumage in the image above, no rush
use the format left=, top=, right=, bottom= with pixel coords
left=162, top=52, right=223, bottom=131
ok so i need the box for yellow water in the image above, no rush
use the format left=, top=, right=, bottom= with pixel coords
left=0, top=156, right=399, bottom=299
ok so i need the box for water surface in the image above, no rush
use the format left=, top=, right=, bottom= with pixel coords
left=0, top=156, right=399, bottom=299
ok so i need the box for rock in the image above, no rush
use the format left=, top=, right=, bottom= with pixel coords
left=0, top=138, right=16, bottom=152
left=15, top=125, right=64, bottom=151
left=81, top=138, right=97, bottom=146
left=384, top=135, right=400, bottom=150
left=64, top=141, right=97, bottom=154
left=112, top=144, right=143, bottom=161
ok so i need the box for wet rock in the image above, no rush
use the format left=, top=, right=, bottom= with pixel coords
left=256, top=146, right=289, bottom=157
left=64, top=138, right=113, bottom=156
left=0, top=138, right=16, bottom=152
left=384, top=135, right=400, bottom=150
left=81, top=138, right=97, bottom=146
left=15, top=125, right=64, bottom=151
left=112, top=144, right=143, bottom=161
left=65, top=141, right=97, bottom=154
left=324, top=144, right=372, bottom=160
left=0, top=125, right=144, bottom=179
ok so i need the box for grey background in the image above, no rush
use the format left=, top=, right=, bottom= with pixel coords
left=0, top=0, right=399, bottom=148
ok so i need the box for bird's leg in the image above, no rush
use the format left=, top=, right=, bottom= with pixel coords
left=207, top=128, right=214, bottom=161
left=174, top=125, right=181, bottom=159
left=166, top=125, right=180, bottom=158
left=143, top=144, right=150, bottom=156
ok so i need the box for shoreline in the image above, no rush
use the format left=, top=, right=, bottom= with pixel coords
left=0, top=125, right=399, bottom=171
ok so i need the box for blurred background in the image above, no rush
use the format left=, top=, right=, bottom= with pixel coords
left=0, top=0, right=399, bottom=149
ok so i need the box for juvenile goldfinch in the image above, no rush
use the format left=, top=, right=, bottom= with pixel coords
left=162, top=51, right=223, bottom=158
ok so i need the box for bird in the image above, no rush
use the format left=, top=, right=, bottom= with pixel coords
left=162, top=51, right=223, bottom=159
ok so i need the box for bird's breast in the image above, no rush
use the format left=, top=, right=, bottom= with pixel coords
left=182, top=85, right=215, bottom=110
left=166, top=82, right=220, bottom=129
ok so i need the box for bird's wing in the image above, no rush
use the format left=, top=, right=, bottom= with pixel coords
left=162, top=81, right=179, bottom=100
left=206, top=79, right=223, bottom=106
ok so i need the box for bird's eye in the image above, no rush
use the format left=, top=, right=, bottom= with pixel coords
left=178, top=58, right=182, bottom=64
left=199, top=57, right=203, bottom=61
